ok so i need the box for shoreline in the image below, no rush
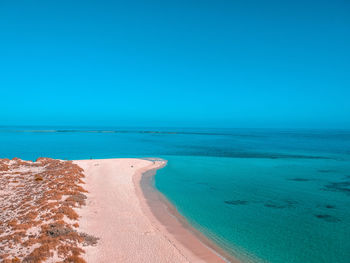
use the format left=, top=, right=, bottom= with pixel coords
left=74, top=158, right=240, bottom=262
left=0, top=157, right=240, bottom=262
left=135, top=158, right=240, bottom=263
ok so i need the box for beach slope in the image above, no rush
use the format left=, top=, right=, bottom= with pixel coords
left=74, top=158, right=229, bottom=263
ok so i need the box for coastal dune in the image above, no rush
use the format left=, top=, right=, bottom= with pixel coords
left=74, top=158, right=230, bottom=263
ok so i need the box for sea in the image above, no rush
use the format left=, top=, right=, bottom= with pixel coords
left=1, top=126, right=349, bottom=263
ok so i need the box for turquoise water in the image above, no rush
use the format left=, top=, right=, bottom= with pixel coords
left=156, top=156, right=350, bottom=263
left=1, top=126, right=350, bottom=262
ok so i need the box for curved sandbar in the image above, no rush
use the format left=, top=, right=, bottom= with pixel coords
left=74, top=158, right=237, bottom=262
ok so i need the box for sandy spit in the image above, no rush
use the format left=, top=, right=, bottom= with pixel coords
left=74, top=158, right=234, bottom=263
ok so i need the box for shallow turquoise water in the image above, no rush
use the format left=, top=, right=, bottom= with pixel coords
left=1, top=126, right=349, bottom=262
left=156, top=156, right=350, bottom=263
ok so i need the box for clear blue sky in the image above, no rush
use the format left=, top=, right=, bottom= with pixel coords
left=1, top=0, right=349, bottom=128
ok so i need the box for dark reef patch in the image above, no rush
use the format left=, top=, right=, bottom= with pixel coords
left=174, top=144, right=334, bottom=160
left=224, top=200, right=249, bottom=206
left=264, top=200, right=298, bottom=209
left=322, top=180, right=350, bottom=195
left=314, top=214, right=340, bottom=223
left=288, top=178, right=311, bottom=182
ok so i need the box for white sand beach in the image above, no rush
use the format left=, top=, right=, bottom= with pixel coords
left=74, top=158, right=231, bottom=263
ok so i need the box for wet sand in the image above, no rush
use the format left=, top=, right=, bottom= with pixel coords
left=74, top=158, right=238, bottom=262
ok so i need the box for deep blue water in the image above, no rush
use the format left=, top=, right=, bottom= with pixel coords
left=1, top=126, right=350, bottom=262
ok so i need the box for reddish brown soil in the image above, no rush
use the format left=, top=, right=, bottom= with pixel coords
left=0, top=158, right=98, bottom=263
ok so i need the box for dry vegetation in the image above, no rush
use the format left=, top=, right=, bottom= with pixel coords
left=0, top=158, right=98, bottom=263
